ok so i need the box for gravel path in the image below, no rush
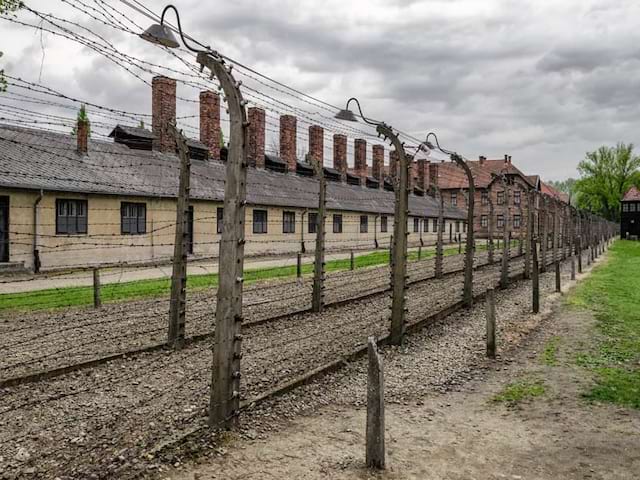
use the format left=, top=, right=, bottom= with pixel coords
left=0, top=249, right=496, bottom=381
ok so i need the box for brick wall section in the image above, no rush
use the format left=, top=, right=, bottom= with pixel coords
left=308, top=125, right=324, bottom=166
left=152, top=76, right=176, bottom=153
left=279, top=114, right=297, bottom=172
left=429, top=162, right=439, bottom=187
left=247, top=107, right=266, bottom=168
left=417, top=159, right=430, bottom=191
left=406, top=154, right=414, bottom=190
left=76, top=119, right=88, bottom=155
left=354, top=138, right=367, bottom=180
left=372, top=144, right=384, bottom=186
left=199, top=90, right=220, bottom=161
left=333, top=133, right=347, bottom=179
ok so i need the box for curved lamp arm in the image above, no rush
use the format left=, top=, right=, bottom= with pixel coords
left=343, top=97, right=380, bottom=127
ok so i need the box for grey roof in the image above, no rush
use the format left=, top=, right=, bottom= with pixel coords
left=108, top=124, right=155, bottom=139
left=0, top=124, right=466, bottom=219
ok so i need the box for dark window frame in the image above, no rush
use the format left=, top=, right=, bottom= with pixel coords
left=333, top=214, right=343, bottom=234
left=423, top=218, right=429, bottom=233
left=253, top=209, right=268, bottom=234
left=623, top=203, right=629, bottom=212
left=360, top=215, right=369, bottom=234
left=481, top=191, right=489, bottom=205
left=451, top=192, right=457, bottom=206
left=514, top=190, right=521, bottom=205
left=308, top=212, right=318, bottom=234
left=497, top=191, right=505, bottom=205
left=630, top=203, right=637, bottom=213
left=513, top=214, right=521, bottom=229
left=121, top=202, right=146, bottom=235
left=216, top=207, right=223, bottom=234
left=56, top=198, right=88, bottom=235
left=455, top=221, right=460, bottom=233
left=282, top=211, right=296, bottom=234
left=481, top=215, right=488, bottom=228
left=413, top=217, right=419, bottom=233
left=432, top=218, right=438, bottom=232
left=497, top=214, right=505, bottom=228
left=380, top=215, right=388, bottom=233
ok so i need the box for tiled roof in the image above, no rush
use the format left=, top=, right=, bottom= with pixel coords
left=622, top=186, right=640, bottom=201
left=108, top=124, right=155, bottom=139
left=540, top=181, right=570, bottom=204
left=0, top=124, right=466, bottom=219
left=436, top=159, right=534, bottom=190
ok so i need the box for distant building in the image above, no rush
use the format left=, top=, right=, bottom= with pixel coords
left=621, top=186, right=640, bottom=239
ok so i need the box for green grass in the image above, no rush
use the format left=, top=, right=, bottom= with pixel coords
left=492, top=379, right=546, bottom=405
left=568, top=240, right=640, bottom=409
left=541, top=336, right=561, bottom=366
left=0, top=243, right=475, bottom=312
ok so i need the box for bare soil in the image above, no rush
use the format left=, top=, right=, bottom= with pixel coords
left=169, top=251, right=640, bottom=480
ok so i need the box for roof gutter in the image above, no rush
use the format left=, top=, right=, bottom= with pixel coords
left=33, top=189, right=43, bottom=273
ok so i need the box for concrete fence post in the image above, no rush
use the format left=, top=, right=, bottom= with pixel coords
left=297, top=252, right=302, bottom=278
left=92, top=267, right=101, bottom=309
left=532, top=238, right=540, bottom=314
left=312, top=160, right=327, bottom=313
left=486, top=288, right=496, bottom=359
left=435, top=190, right=444, bottom=279
left=350, top=250, right=355, bottom=271
left=555, top=262, right=561, bottom=293
left=366, top=337, right=385, bottom=470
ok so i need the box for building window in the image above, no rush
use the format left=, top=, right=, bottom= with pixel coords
left=451, top=192, right=457, bottom=206
left=380, top=215, right=388, bottom=233
left=497, top=191, right=505, bottom=205
left=623, top=203, right=629, bottom=212
left=216, top=207, right=223, bottom=234
left=308, top=212, right=317, bottom=234
left=630, top=203, right=637, bottom=213
left=433, top=218, right=438, bottom=232
left=283, top=211, right=296, bottom=234
left=455, top=221, right=460, bottom=233
left=481, top=191, right=489, bottom=205
left=481, top=215, right=488, bottom=228
left=253, top=209, right=268, bottom=234
left=121, top=202, right=146, bottom=235
left=423, top=218, right=429, bottom=232
left=514, top=191, right=521, bottom=205
left=360, top=215, right=369, bottom=233
left=497, top=214, right=505, bottom=228
left=513, top=214, right=521, bottom=229
left=413, top=217, right=419, bottom=233
left=463, top=222, right=467, bottom=233
left=56, top=199, right=88, bottom=235
left=333, top=214, right=343, bottom=234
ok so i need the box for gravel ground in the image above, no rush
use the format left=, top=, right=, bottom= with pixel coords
left=0, top=249, right=495, bottom=381
left=0, top=244, right=586, bottom=480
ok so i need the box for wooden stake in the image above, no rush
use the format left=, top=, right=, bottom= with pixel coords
left=350, top=250, right=355, bottom=270
left=92, top=267, right=101, bottom=309
left=366, top=337, right=385, bottom=470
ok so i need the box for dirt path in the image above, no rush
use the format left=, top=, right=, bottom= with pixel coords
left=168, top=251, right=640, bottom=480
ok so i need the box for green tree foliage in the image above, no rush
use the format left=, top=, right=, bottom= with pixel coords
left=575, top=143, right=640, bottom=221
left=0, top=1, right=23, bottom=92
left=71, top=104, right=91, bottom=137
left=548, top=178, right=578, bottom=205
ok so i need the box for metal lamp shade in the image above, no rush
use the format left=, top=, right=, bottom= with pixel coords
left=140, top=23, right=180, bottom=49
left=334, top=108, right=358, bottom=122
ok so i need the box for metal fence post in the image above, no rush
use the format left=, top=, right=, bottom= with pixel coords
left=312, top=158, right=327, bottom=313
left=168, top=124, right=191, bottom=349
left=198, top=52, right=247, bottom=430
left=93, top=267, right=101, bottom=309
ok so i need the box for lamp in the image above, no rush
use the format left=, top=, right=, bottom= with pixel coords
left=334, top=97, right=378, bottom=126
left=140, top=4, right=204, bottom=53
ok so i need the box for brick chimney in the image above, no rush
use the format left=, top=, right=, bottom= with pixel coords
left=504, top=154, right=509, bottom=164
left=479, top=155, right=486, bottom=166
left=76, top=118, right=88, bottom=155
left=152, top=76, right=176, bottom=153
left=372, top=144, right=384, bottom=187
left=417, top=159, right=430, bottom=191
left=406, top=154, right=415, bottom=190
left=333, top=133, right=347, bottom=180
left=247, top=107, right=266, bottom=168
left=429, top=162, right=439, bottom=188
left=199, top=90, right=220, bottom=161
left=508, top=155, right=512, bottom=164
left=354, top=138, right=367, bottom=181
left=389, top=149, right=399, bottom=181
left=280, top=114, right=297, bottom=172
left=308, top=125, right=323, bottom=166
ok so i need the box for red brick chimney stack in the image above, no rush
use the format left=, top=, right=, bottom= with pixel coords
left=504, top=154, right=509, bottom=164
left=247, top=107, right=266, bottom=168
left=280, top=114, right=297, bottom=172
left=429, top=162, right=439, bottom=188
left=372, top=144, right=384, bottom=187
left=76, top=119, right=88, bottom=155
left=479, top=155, right=486, bottom=166
left=199, top=90, right=220, bottom=161
left=152, top=76, right=176, bottom=153
left=508, top=155, right=512, bottom=164
left=354, top=138, right=367, bottom=182
left=308, top=125, right=324, bottom=167
left=417, top=158, right=431, bottom=191
left=333, top=133, right=347, bottom=180
left=389, top=149, right=399, bottom=181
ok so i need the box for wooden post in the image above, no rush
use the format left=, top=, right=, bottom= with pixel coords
left=532, top=238, right=540, bottom=314
left=350, top=250, right=355, bottom=270
left=435, top=189, right=444, bottom=279
left=488, top=198, right=495, bottom=265
left=312, top=158, right=327, bottom=313
left=168, top=124, right=191, bottom=349
left=198, top=52, right=248, bottom=429
left=366, top=337, right=385, bottom=470
left=92, top=267, right=101, bottom=309
left=555, top=261, right=561, bottom=293
left=296, top=252, right=302, bottom=278
left=486, top=288, right=496, bottom=359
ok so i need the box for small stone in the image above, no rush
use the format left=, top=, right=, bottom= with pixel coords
left=15, top=447, right=30, bottom=462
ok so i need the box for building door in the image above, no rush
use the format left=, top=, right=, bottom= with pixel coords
left=186, top=206, right=194, bottom=254
left=0, top=197, right=9, bottom=262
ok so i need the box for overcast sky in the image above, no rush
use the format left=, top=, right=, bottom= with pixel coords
left=2, top=0, right=640, bottom=181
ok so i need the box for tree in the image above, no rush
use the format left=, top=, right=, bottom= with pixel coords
left=0, top=1, right=23, bottom=92
left=71, top=104, right=91, bottom=137
left=574, top=143, right=640, bottom=221
left=548, top=178, right=578, bottom=205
